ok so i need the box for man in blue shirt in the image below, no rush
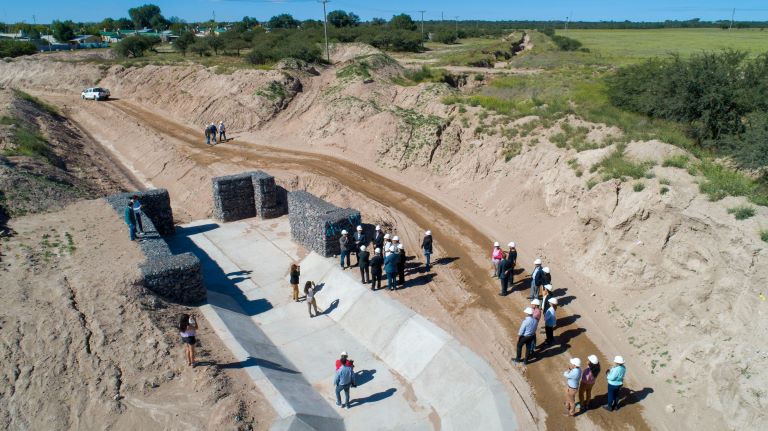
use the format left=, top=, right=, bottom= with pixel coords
left=384, top=246, right=399, bottom=291
left=334, top=360, right=355, bottom=408
left=542, top=298, right=558, bottom=346
left=604, top=356, right=626, bottom=411
left=514, top=307, right=538, bottom=364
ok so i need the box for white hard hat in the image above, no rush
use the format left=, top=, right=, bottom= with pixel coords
left=493, top=241, right=500, bottom=247
left=356, top=225, right=362, bottom=231
left=341, top=229, right=348, bottom=235
left=508, top=242, right=515, bottom=248
left=544, top=284, right=553, bottom=291
left=341, top=351, right=348, bottom=356
left=614, top=356, right=625, bottom=364
left=570, top=358, right=582, bottom=367
left=534, top=258, right=542, bottom=265
left=375, top=247, right=381, bottom=253
left=389, top=245, right=396, bottom=252
left=397, top=244, right=403, bottom=250
left=548, top=297, right=558, bottom=305
left=375, top=225, right=380, bottom=230
left=530, top=299, right=541, bottom=306
left=524, top=307, right=533, bottom=315
left=384, top=234, right=390, bottom=239
left=425, top=230, right=431, bottom=236
left=543, top=267, right=550, bottom=274
left=360, top=245, right=366, bottom=251
left=588, top=355, right=599, bottom=365
left=393, top=236, right=399, bottom=241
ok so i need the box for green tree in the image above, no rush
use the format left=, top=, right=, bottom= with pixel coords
left=370, top=18, right=386, bottom=26
left=128, top=4, right=165, bottom=29
left=327, top=10, right=360, bottom=28
left=99, top=17, right=115, bottom=31
left=0, top=40, right=38, bottom=57
left=112, top=35, right=160, bottom=57
left=173, top=31, right=196, bottom=56
left=51, top=20, right=77, bottom=43
left=389, top=14, right=416, bottom=31
left=205, top=34, right=224, bottom=55
left=114, top=18, right=133, bottom=30
left=267, top=14, right=300, bottom=29
left=190, top=39, right=210, bottom=57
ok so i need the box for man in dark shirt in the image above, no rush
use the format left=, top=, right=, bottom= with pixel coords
left=358, top=245, right=370, bottom=284
left=369, top=248, right=383, bottom=290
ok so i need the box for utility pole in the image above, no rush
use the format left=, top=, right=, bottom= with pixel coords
left=565, top=12, right=572, bottom=34
left=441, top=12, right=444, bottom=23
left=320, top=0, right=330, bottom=62
left=455, top=16, right=459, bottom=38
left=729, top=8, right=735, bottom=32
left=418, top=10, right=426, bottom=48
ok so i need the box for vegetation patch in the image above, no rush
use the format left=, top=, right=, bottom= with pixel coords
left=12, top=89, right=59, bottom=116
left=697, top=161, right=768, bottom=206
left=660, top=186, right=670, bottom=195
left=255, top=81, right=287, bottom=101
left=662, top=154, right=690, bottom=169
left=2, top=118, right=59, bottom=166
left=593, top=146, right=654, bottom=181
left=760, top=230, right=768, bottom=243
left=633, top=182, right=645, bottom=192
left=727, top=205, right=756, bottom=220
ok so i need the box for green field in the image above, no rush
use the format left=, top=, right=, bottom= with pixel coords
left=566, top=28, right=768, bottom=63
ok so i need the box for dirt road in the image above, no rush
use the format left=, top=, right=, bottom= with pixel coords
left=89, top=98, right=650, bottom=430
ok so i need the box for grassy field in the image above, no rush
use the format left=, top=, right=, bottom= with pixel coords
left=566, top=28, right=768, bottom=63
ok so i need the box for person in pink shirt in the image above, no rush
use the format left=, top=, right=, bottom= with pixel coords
left=491, top=241, right=503, bottom=277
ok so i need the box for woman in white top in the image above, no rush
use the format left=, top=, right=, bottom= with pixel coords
left=304, top=281, right=322, bottom=318
left=179, top=313, right=198, bottom=366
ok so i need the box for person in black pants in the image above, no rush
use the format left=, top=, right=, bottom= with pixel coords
left=397, top=243, right=406, bottom=285
left=353, top=225, right=365, bottom=267
left=421, top=230, right=433, bottom=272
left=497, top=252, right=513, bottom=296
left=373, top=225, right=384, bottom=251
left=358, top=245, right=370, bottom=284
left=369, top=248, right=383, bottom=290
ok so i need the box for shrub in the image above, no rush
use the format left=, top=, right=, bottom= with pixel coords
left=760, top=230, right=768, bottom=242
left=595, top=147, right=653, bottom=181
left=246, top=30, right=323, bottom=64
left=433, top=30, right=458, bottom=44
left=659, top=178, right=671, bottom=185
left=660, top=186, right=670, bottom=195
left=0, top=40, right=37, bottom=58
left=586, top=178, right=599, bottom=189
left=698, top=161, right=755, bottom=201
left=112, top=35, right=160, bottom=58
left=474, top=73, right=485, bottom=81
left=551, top=34, right=583, bottom=51
left=727, top=205, right=756, bottom=220
left=662, top=154, right=689, bottom=169
left=633, top=182, right=645, bottom=192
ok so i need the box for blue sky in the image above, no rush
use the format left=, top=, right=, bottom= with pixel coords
left=3, top=0, right=768, bottom=24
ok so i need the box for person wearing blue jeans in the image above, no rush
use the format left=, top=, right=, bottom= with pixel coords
left=421, top=230, right=433, bottom=272
left=604, top=356, right=626, bottom=411
left=124, top=202, right=137, bottom=241
left=339, top=230, right=351, bottom=269
left=334, top=361, right=355, bottom=408
left=530, top=259, right=544, bottom=299
left=384, top=246, right=398, bottom=290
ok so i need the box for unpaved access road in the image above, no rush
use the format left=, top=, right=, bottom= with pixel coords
left=72, top=97, right=652, bottom=431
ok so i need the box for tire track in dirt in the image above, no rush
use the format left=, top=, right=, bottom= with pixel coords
left=110, top=99, right=651, bottom=431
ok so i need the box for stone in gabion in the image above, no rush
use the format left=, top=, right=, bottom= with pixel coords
left=287, top=190, right=361, bottom=257
left=250, top=170, right=287, bottom=219
left=105, top=188, right=175, bottom=236
left=212, top=173, right=256, bottom=222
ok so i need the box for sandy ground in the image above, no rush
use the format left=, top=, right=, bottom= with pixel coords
left=1, top=46, right=766, bottom=430
left=0, top=200, right=274, bottom=430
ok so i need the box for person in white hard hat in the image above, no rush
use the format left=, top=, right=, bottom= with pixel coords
left=514, top=307, right=538, bottom=364
left=373, top=225, right=385, bottom=250
left=384, top=245, right=399, bottom=290
left=339, top=230, right=351, bottom=269
left=335, top=351, right=350, bottom=370
left=353, top=225, right=366, bottom=266
left=358, top=245, right=370, bottom=284
left=542, top=267, right=552, bottom=296
left=564, top=357, right=582, bottom=416
left=397, top=243, right=407, bottom=285
left=370, top=247, right=384, bottom=290
left=383, top=233, right=392, bottom=253
left=542, top=284, right=555, bottom=313
left=392, top=235, right=400, bottom=246
left=530, top=258, right=544, bottom=299
left=542, top=297, right=558, bottom=346
left=507, top=242, right=518, bottom=281
left=580, top=355, right=600, bottom=412
left=497, top=250, right=513, bottom=296
left=604, top=356, right=626, bottom=412
left=529, top=298, right=542, bottom=350
left=421, top=230, right=433, bottom=272
left=491, top=241, right=503, bottom=277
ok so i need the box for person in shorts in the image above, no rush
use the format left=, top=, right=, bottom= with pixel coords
left=179, top=313, right=198, bottom=367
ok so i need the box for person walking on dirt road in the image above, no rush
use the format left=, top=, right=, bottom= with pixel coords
left=124, top=201, right=138, bottom=241
left=370, top=248, right=383, bottom=290
left=384, top=245, right=398, bottom=290
left=491, top=242, right=503, bottom=277
left=179, top=313, right=198, bottom=367
left=580, top=355, right=600, bottom=412
left=421, top=230, right=433, bottom=272
left=217, top=121, right=227, bottom=142
left=339, top=230, right=351, bottom=269
left=304, top=281, right=321, bottom=317
left=604, top=356, right=626, bottom=412
left=397, top=243, right=406, bottom=285
left=498, top=251, right=513, bottom=296
left=131, top=195, right=144, bottom=236
left=542, top=297, right=558, bottom=346
left=289, top=263, right=300, bottom=302
left=564, top=357, right=582, bottom=416
left=204, top=124, right=212, bottom=145
left=353, top=225, right=365, bottom=266
left=358, top=245, right=370, bottom=284
left=208, top=123, right=217, bottom=145
left=334, top=360, right=355, bottom=409
left=514, top=307, right=538, bottom=365
left=530, top=259, right=544, bottom=299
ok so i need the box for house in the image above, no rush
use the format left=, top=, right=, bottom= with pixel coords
left=69, top=35, right=102, bottom=46
left=99, top=31, right=124, bottom=43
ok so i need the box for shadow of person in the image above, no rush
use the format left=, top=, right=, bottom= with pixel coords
left=313, top=282, right=326, bottom=293
left=349, top=388, right=397, bottom=407
left=215, top=356, right=300, bottom=374
left=591, top=386, right=653, bottom=410
left=354, top=369, right=377, bottom=386
left=324, top=299, right=339, bottom=315
left=557, top=314, right=581, bottom=328
left=557, top=295, right=576, bottom=306
left=401, top=273, right=436, bottom=289
left=434, top=256, right=459, bottom=265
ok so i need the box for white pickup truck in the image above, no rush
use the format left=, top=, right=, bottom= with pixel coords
left=81, top=87, right=110, bottom=101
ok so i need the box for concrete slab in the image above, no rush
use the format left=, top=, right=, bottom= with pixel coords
left=177, top=216, right=518, bottom=431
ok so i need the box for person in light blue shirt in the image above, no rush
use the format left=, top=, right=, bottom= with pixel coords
left=514, top=307, right=538, bottom=364
left=563, top=357, right=581, bottom=416
left=542, top=298, right=558, bottom=346
left=604, top=356, right=626, bottom=411
left=334, top=361, right=355, bottom=408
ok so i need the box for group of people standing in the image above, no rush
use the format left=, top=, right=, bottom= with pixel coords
left=204, top=121, right=227, bottom=145
left=495, top=240, right=628, bottom=416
